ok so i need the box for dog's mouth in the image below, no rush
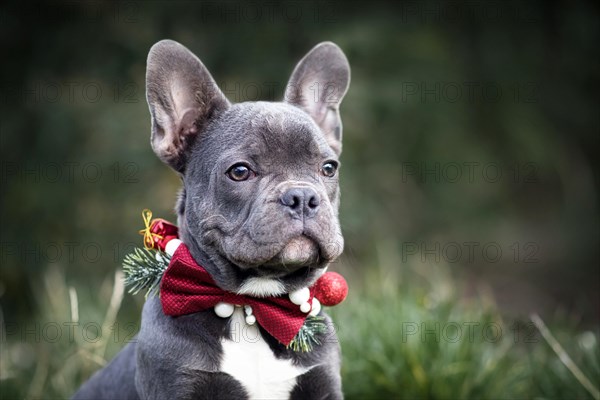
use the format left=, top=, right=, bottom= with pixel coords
left=264, top=236, right=319, bottom=266
left=253, top=235, right=325, bottom=278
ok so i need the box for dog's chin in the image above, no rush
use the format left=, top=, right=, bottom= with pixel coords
left=253, top=236, right=324, bottom=278
left=264, top=236, right=319, bottom=266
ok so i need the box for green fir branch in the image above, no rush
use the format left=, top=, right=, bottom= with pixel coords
left=287, top=316, right=327, bottom=352
left=122, top=247, right=170, bottom=298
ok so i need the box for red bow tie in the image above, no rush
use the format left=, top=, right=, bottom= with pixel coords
left=160, top=244, right=314, bottom=346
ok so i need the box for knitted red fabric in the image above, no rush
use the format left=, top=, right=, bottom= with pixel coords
left=160, top=244, right=313, bottom=346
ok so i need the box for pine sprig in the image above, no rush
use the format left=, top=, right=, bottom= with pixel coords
left=122, top=247, right=170, bottom=298
left=287, top=316, right=327, bottom=352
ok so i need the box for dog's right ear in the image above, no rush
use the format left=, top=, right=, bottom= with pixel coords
left=146, top=40, right=230, bottom=172
left=284, top=42, right=350, bottom=156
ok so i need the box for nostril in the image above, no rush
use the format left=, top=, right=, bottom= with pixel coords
left=291, top=195, right=300, bottom=209
left=281, top=189, right=303, bottom=210
left=308, top=195, right=319, bottom=209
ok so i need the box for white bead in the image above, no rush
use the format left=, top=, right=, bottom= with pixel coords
left=300, top=302, right=311, bottom=313
left=245, top=315, right=256, bottom=325
left=214, top=302, right=234, bottom=318
left=289, top=287, right=310, bottom=305
left=244, top=305, right=253, bottom=316
left=309, top=298, right=321, bottom=317
left=165, top=239, right=182, bottom=256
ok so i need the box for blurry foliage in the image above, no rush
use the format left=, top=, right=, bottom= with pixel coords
left=0, top=0, right=599, bottom=398
left=332, top=256, right=600, bottom=399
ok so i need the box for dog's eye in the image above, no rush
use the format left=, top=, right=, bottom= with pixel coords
left=226, top=163, right=255, bottom=181
left=321, top=161, right=338, bottom=177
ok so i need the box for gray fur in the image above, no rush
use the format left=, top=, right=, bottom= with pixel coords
left=73, top=39, right=350, bottom=399
left=285, top=41, right=350, bottom=155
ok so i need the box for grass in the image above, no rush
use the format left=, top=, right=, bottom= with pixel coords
left=1, top=260, right=598, bottom=399
left=329, top=258, right=600, bottom=399
left=330, top=262, right=527, bottom=399
left=0, top=266, right=126, bottom=399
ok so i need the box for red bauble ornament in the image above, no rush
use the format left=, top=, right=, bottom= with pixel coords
left=313, top=272, right=348, bottom=306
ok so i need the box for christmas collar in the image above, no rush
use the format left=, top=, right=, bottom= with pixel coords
left=125, top=209, right=348, bottom=351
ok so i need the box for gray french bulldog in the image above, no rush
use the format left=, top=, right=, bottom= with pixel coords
left=73, top=39, right=350, bottom=399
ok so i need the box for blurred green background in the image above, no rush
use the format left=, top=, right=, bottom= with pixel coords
left=1, top=0, right=598, bottom=399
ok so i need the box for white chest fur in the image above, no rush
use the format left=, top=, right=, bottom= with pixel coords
left=220, top=308, right=310, bottom=399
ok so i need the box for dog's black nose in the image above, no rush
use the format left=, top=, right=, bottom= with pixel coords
left=280, top=187, right=320, bottom=219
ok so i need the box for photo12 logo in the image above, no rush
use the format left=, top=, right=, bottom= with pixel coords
left=400, top=162, right=539, bottom=184
left=397, top=1, right=540, bottom=24
left=1, top=321, right=139, bottom=345
left=402, top=321, right=503, bottom=343
left=195, top=0, right=339, bottom=23
left=400, top=320, right=542, bottom=344
left=0, top=241, right=139, bottom=265
left=1, top=161, right=140, bottom=184
left=401, top=241, right=540, bottom=264
left=0, top=81, right=140, bottom=105
left=400, top=81, right=539, bottom=104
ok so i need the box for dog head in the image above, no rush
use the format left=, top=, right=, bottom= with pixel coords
left=146, top=40, right=350, bottom=295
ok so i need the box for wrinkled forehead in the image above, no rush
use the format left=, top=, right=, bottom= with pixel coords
left=219, top=102, right=334, bottom=160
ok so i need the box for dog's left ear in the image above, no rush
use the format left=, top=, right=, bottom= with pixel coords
left=285, top=42, right=350, bottom=155
left=146, top=40, right=230, bottom=172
